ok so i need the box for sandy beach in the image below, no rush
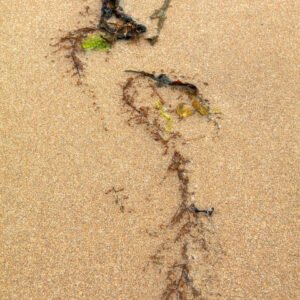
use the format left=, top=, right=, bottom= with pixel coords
left=1, top=1, right=299, bottom=299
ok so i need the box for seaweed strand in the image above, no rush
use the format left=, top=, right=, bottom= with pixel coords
left=147, top=0, right=172, bottom=45
left=121, top=72, right=217, bottom=299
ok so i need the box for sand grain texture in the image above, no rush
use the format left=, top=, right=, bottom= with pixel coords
left=1, top=1, right=299, bottom=299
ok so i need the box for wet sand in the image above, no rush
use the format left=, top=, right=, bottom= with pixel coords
left=1, top=1, right=299, bottom=299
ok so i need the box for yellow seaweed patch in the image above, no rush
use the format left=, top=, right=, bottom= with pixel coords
left=191, top=98, right=209, bottom=116
left=176, top=103, right=193, bottom=118
left=154, top=100, right=173, bottom=133
left=210, top=106, right=222, bottom=114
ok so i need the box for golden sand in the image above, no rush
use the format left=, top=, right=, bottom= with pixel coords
left=1, top=1, right=299, bottom=299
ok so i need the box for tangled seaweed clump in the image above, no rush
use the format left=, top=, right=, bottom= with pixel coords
left=99, top=0, right=147, bottom=40
left=53, top=0, right=147, bottom=83
left=122, top=70, right=219, bottom=146
left=125, top=70, right=211, bottom=117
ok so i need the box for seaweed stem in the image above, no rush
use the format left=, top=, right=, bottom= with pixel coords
left=147, top=0, right=172, bottom=45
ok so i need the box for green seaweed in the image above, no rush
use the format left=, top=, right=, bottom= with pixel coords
left=82, top=34, right=111, bottom=51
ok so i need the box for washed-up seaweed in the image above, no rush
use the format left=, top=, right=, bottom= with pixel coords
left=147, top=0, right=172, bottom=45
left=53, top=1, right=147, bottom=84
left=162, top=243, right=201, bottom=300
left=155, top=100, right=173, bottom=133
left=99, top=0, right=147, bottom=40
left=122, top=76, right=181, bottom=154
left=52, top=27, right=101, bottom=84
left=156, top=151, right=216, bottom=299
left=121, top=72, right=218, bottom=298
left=52, top=2, right=222, bottom=298
left=82, top=33, right=111, bottom=51
left=168, top=151, right=214, bottom=225
left=121, top=70, right=221, bottom=154
left=125, top=70, right=211, bottom=117
left=125, top=70, right=198, bottom=95
left=176, top=103, right=193, bottom=118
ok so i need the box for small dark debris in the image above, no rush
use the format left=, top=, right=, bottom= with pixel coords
left=189, top=204, right=214, bottom=217
left=105, top=186, right=128, bottom=213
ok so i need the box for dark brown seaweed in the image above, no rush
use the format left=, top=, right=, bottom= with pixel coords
left=99, top=0, right=147, bottom=40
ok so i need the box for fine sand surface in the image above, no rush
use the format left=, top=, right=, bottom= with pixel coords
left=1, top=1, right=299, bottom=299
